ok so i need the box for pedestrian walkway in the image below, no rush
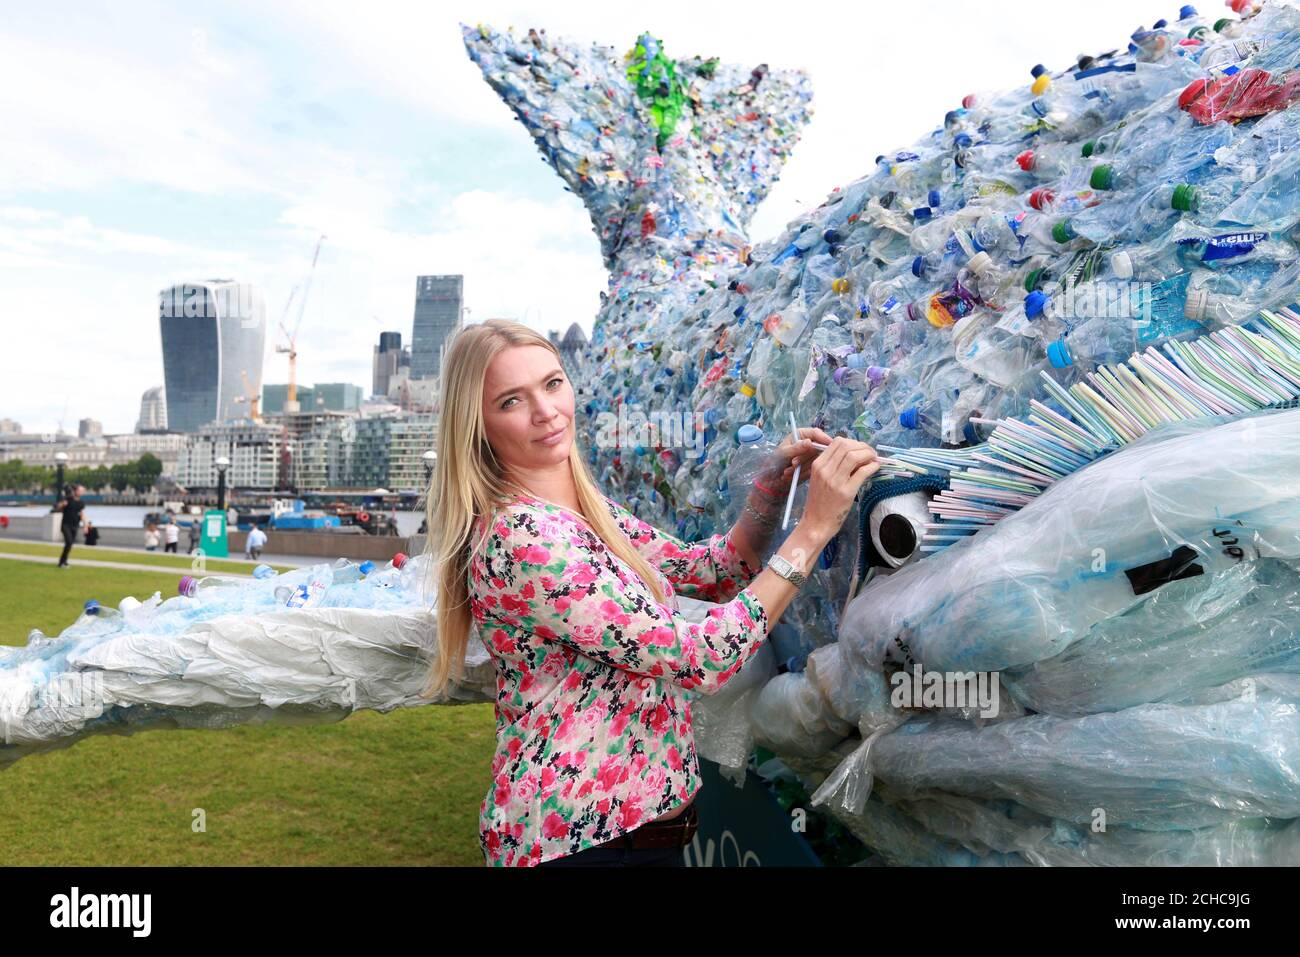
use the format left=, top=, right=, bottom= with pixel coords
left=0, top=551, right=259, bottom=577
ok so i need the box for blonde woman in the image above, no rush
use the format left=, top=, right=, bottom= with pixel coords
left=422, top=319, right=880, bottom=867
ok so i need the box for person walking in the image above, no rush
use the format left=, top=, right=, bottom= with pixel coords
left=52, top=484, right=86, bottom=568
left=245, top=523, right=267, bottom=560
left=144, top=522, right=160, bottom=551
left=421, top=320, right=879, bottom=867
left=163, top=516, right=180, bottom=553
left=187, top=517, right=201, bottom=553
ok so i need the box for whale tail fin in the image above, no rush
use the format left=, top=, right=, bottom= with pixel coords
left=463, top=24, right=812, bottom=266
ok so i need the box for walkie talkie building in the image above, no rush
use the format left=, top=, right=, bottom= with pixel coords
left=158, top=280, right=266, bottom=433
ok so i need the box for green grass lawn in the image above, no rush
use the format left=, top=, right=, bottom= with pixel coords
left=0, top=537, right=295, bottom=576
left=0, top=558, right=495, bottom=865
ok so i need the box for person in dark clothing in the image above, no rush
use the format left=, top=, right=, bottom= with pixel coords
left=187, top=518, right=201, bottom=553
left=52, top=484, right=86, bottom=568
left=83, top=521, right=100, bottom=546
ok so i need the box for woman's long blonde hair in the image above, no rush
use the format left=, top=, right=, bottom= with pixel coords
left=419, top=319, right=667, bottom=700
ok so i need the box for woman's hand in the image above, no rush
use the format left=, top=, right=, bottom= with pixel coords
left=753, top=426, right=834, bottom=499
left=799, top=436, right=880, bottom=542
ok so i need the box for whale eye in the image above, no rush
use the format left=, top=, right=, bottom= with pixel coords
left=868, top=491, right=933, bottom=569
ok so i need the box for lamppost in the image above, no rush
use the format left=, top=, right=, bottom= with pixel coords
left=53, top=451, right=69, bottom=505
left=422, top=449, right=437, bottom=484
left=215, top=455, right=230, bottom=511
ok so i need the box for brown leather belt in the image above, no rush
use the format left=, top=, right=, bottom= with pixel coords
left=605, top=801, right=699, bottom=850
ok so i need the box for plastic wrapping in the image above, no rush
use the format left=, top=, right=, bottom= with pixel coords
left=839, top=408, right=1300, bottom=676
left=0, top=555, right=492, bottom=769
left=868, top=675, right=1300, bottom=830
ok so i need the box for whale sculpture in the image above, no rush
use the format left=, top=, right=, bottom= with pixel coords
left=5, top=7, right=1300, bottom=867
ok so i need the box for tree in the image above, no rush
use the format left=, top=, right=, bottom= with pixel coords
left=109, top=464, right=130, bottom=493
left=137, top=453, right=163, bottom=484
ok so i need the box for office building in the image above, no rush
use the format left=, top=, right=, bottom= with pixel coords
left=158, top=281, right=266, bottom=433
left=373, top=331, right=403, bottom=397
left=263, top=384, right=316, bottom=415
left=263, top=382, right=363, bottom=415
left=549, top=323, right=589, bottom=375
left=313, top=383, right=363, bottom=412
left=411, top=275, right=462, bottom=379
left=176, top=420, right=287, bottom=490
left=136, top=387, right=168, bottom=433
left=294, top=416, right=357, bottom=490
left=78, top=418, right=103, bottom=440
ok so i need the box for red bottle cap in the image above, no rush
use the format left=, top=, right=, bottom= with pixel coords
left=392, top=553, right=408, bottom=569
left=1016, top=149, right=1037, bottom=172
left=1029, top=187, right=1055, bottom=210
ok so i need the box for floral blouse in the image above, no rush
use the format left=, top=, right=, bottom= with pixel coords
left=468, top=491, right=770, bottom=867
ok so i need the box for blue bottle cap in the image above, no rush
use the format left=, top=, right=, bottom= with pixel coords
left=359, top=561, right=376, bottom=575
left=1030, top=64, right=1047, bottom=78
left=912, top=206, right=932, bottom=222
left=953, top=132, right=973, bottom=150
left=928, top=188, right=942, bottom=208
left=911, top=255, right=926, bottom=277
left=899, top=407, right=921, bottom=429
left=1047, top=339, right=1074, bottom=368
left=84, top=599, right=101, bottom=614
left=1128, top=42, right=1139, bottom=54
left=633, top=445, right=646, bottom=455
left=1179, top=4, right=1197, bottom=18
left=703, top=407, right=720, bottom=425
left=1153, top=18, right=1168, bottom=28
left=736, top=424, right=764, bottom=444
left=846, top=352, right=867, bottom=369
left=1025, top=290, right=1049, bottom=318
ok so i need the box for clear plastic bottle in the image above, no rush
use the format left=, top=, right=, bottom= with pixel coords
left=274, top=565, right=334, bottom=608
left=724, top=424, right=783, bottom=523
left=178, top=574, right=248, bottom=598
left=1046, top=315, right=1140, bottom=369
left=332, top=558, right=377, bottom=584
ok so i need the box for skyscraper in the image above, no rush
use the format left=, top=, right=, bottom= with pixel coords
left=411, top=275, right=462, bottom=379
left=158, top=281, right=266, bottom=433
left=136, top=386, right=168, bottom=433
left=372, top=331, right=403, bottom=397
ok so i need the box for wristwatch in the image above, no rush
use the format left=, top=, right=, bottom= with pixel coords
left=766, top=553, right=808, bottom=588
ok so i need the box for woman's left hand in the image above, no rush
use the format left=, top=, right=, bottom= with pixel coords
left=756, top=426, right=835, bottom=495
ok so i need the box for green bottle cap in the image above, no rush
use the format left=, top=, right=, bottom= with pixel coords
left=1081, top=141, right=1095, bottom=157
left=1171, top=183, right=1197, bottom=211
left=1213, top=17, right=1232, bottom=32
left=1051, top=221, right=1075, bottom=244
left=1090, top=164, right=1114, bottom=190
left=1024, top=267, right=1046, bottom=292
left=1188, top=25, right=1209, bottom=40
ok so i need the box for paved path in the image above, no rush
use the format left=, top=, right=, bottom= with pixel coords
left=0, top=551, right=258, bottom=578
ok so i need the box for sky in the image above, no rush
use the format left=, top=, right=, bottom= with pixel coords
left=0, top=0, right=1191, bottom=435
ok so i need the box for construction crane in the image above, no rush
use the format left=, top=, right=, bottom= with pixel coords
left=235, top=370, right=262, bottom=422
left=275, top=234, right=325, bottom=414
